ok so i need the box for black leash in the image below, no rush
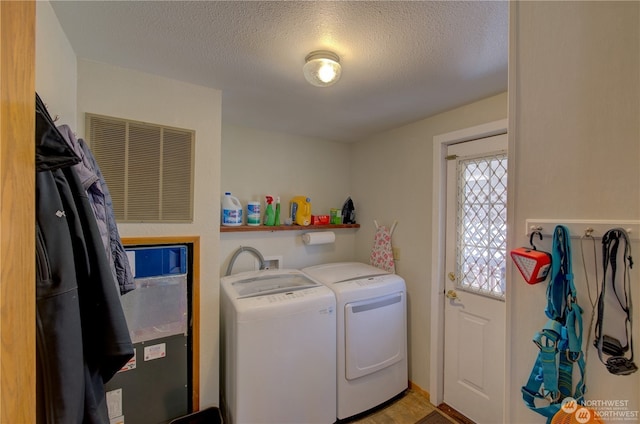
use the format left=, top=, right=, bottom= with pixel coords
left=594, top=228, right=637, bottom=375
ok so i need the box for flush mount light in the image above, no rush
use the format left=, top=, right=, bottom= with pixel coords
left=303, top=50, right=342, bottom=87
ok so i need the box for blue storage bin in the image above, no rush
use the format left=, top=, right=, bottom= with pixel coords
left=128, top=245, right=187, bottom=278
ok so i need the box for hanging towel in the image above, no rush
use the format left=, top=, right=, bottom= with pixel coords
left=369, top=225, right=396, bottom=273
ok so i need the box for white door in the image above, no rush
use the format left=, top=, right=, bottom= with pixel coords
left=443, top=134, right=507, bottom=424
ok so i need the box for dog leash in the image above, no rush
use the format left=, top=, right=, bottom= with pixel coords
left=579, top=230, right=599, bottom=386
left=594, top=228, right=637, bottom=375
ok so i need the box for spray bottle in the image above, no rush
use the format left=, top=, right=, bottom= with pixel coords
left=264, top=196, right=275, bottom=226
left=274, top=196, right=281, bottom=226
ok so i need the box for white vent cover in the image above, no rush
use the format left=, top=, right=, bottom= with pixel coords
left=86, top=113, right=194, bottom=222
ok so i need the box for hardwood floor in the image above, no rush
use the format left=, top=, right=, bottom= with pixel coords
left=345, top=389, right=457, bottom=424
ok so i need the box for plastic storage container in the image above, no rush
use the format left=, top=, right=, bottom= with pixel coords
left=247, top=201, right=261, bottom=226
left=222, top=192, right=243, bottom=226
left=330, top=208, right=342, bottom=225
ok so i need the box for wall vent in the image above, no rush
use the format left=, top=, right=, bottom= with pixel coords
left=86, top=113, right=194, bottom=223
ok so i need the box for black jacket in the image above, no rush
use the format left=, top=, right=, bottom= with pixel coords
left=35, top=94, right=133, bottom=423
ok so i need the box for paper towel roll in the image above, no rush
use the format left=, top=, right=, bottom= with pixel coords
left=302, top=231, right=335, bottom=245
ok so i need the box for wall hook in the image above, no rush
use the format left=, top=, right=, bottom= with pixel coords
left=529, top=231, right=543, bottom=250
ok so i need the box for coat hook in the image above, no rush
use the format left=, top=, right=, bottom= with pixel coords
left=529, top=225, right=543, bottom=234
left=529, top=231, right=543, bottom=250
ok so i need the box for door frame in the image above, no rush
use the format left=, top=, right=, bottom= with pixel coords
left=429, top=119, right=508, bottom=406
left=1, top=1, right=36, bottom=422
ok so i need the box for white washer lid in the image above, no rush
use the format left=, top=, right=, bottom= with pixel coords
left=230, top=273, right=320, bottom=298
left=303, top=262, right=389, bottom=284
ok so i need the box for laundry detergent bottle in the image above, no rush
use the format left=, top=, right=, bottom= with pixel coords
left=290, top=196, right=311, bottom=226
left=222, top=192, right=243, bottom=226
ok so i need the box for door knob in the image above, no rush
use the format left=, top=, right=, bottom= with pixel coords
left=445, top=289, right=459, bottom=300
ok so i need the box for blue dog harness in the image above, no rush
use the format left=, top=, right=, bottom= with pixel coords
left=522, top=225, right=586, bottom=422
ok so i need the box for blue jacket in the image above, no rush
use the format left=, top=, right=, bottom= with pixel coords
left=57, top=124, right=135, bottom=295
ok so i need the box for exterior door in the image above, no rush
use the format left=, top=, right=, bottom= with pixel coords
left=443, top=134, right=507, bottom=423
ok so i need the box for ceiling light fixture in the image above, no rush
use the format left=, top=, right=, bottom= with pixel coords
left=303, top=50, right=342, bottom=87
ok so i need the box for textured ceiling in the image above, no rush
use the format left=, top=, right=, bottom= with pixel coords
left=50, top=1, right=508, bottom=142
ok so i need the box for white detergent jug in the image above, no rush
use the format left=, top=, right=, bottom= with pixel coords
left=222, top=192, right=243, bottom=226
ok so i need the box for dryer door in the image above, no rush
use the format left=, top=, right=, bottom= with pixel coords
left=344, top=291, right=406, bottom=380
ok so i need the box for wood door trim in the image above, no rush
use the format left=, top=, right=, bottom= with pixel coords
left=0, top=1, right=36, bottom=422
left=121, top=236, right=201, bottom=411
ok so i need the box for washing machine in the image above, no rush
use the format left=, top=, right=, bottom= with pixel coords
left=302, top=262, right=407, bottom=421
left=220, top=269, right=336, bottom=424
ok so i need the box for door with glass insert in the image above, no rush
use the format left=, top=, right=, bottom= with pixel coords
left=443, top=134, right=507, bottom=424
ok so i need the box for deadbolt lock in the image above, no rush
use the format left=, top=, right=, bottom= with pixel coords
left=447, top=272, right=456, bottom=281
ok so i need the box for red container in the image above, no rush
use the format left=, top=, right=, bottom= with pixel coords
left=311, top=215, right=330, bottom=225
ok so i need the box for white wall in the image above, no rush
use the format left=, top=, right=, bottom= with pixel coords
left=75, top=60, right=223, bottom=408
left=220, top=124, right=356, bottom=274
left=36, top=2, right=222, bottom=407
left=36, top=1, right=223, bottom=410
left=351, top=92, right=508, bottom=392
left=509, top=2, right=639, bottom=422
left=35, top=1, right=77, bottom=128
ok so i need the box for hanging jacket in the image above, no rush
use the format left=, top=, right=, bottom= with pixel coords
left=35, top=94, right=134, bottom=424
left=57, top=124, right=135, bottom=294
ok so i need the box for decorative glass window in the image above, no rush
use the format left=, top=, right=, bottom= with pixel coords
left=456, top=152, right=508, bottom=299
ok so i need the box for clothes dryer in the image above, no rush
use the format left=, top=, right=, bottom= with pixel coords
left=220, top=269, right=336, bottom=424
left=302, top=262, right=408, bottom=421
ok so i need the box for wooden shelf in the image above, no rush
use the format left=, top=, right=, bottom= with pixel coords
left=220, top=224, right=360, bottom=233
